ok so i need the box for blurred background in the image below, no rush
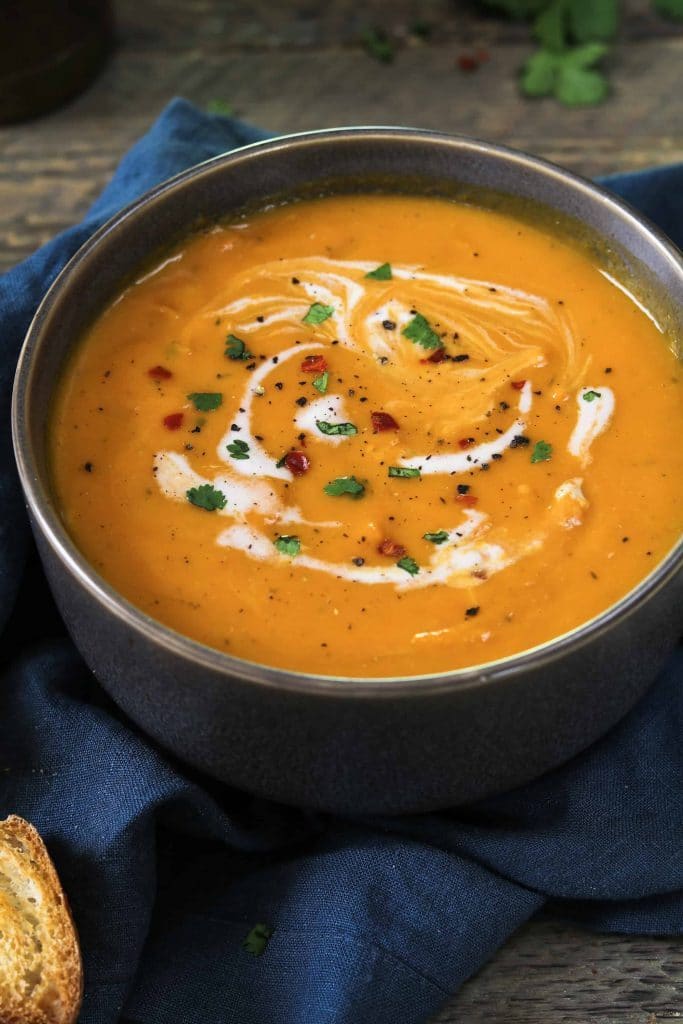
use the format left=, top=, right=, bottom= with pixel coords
left=1, top=0, right=682, bottom=274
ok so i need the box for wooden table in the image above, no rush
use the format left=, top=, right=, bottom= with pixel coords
left=1, top=2, right=681, bottom=1020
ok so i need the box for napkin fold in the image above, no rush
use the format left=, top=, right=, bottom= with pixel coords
left=0, top=99, right=681, bottom=1024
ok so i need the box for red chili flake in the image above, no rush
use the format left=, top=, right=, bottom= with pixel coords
left=456, top=493, right=478, bottom=507
left=148, top=365, right=173, bottom=380
left=284, top=450, right=310, bottom=476
left=163, top=412, right=184, bottom=430
left=378, top=538, right=406, bottom=557
left=511, top=379, right=527, bottom=391
left=420, top=347, right=447, bottom=364
left=457, top=54, right=479, bottom=72
left=301, top=355, right=328, bottom=373
left=458, top=437, right=476, bottom=449
left=371, top=411, right=400, bottom=433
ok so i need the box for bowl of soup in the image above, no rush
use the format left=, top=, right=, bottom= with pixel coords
left=12, top=128, right=683, bottom=812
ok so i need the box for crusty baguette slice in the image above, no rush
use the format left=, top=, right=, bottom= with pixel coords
left=0, top=816, right=83, bottom=1024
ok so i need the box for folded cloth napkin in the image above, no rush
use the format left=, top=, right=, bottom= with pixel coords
left=1, top=99, right=681, bottom=1024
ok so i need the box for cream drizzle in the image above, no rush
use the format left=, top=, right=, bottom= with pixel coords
left=154, top=258, right=616, bottom=590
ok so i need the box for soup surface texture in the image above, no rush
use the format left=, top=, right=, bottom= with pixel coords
left=50, top=195, right=683, bottom=677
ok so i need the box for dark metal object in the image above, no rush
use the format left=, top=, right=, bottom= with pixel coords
left=12, top=129, right=683, bottom=813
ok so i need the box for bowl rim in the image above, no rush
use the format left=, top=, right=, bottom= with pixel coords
left=11, top=124, right=683, bottom=698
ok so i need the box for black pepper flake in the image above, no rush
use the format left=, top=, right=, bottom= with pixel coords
left=291, top=276, right=300, bottom=285
left=465, top=606, right=480, bottom=617
left=246, top=362, right=256, bottom=370
left=254, top=434, right=264, bottom=441
left=499, top=401, right=510, bottom=411
left=331, top=339, right=340, bottom=346
left=457, top=484, right=470, bottom=494
left=298, top=432, right=306, bottom=441
left=359, top=396, right=368, bottom=403
left=492, top=453, right=502, bottom=460
left=509, top=435, right=530, bottom=448
left=184, top=444, right=194, bottom=451
left=190, top=426, right=202, bottom=434
left=480, top=463, right=490, bottom=471
left=272, top=356, right=279, bottom=364
left=230, top=424, right=241, bottom=432
left=382, top=319, right=396, bottom=331
left=622, top=536, right=629, bottom=543
left=256, top=315, right=265, bottom=323
left=378, top=356, right=389, bottom=365
left=274, top=382, right=284, bottom=390
left=295, top=396, right=308, bottom=407
left=352, top=557, right=365, bottom=567
left=452, top=353, right=470, bottom=363
left=83, top=461, right=93, bottom=473
left=605, top=367, right=612, bottom=374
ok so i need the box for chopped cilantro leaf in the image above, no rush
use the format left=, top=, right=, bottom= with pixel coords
left=397, top=556, right=419, bottom=575
left=187, top=392, right=223, bottom=412
left=242, top=923, right=273, bottom=957
left=227, top=438, right=250, bottom=460
left=323, top=476, right=365, bottom=497
left=365, top=262, right=393, bottom=281
left=531, top=440, right=553, bottom=464
left=316, top=420, right=358, bottom=436
left=186, top=484, right=227, bottom=511
left=303, top=303, right=334, bottom=325
left=274, top=535, right=300, bottom=557
left=583, top=389, right=601, bottom=402
left=402, top=312, right=441, bottom=350
left=423, top=530, right=449, bottom=544
left=388, top=466, right=421, bottom=479
left=225, top=334, right=252, bottom=360
left=275, top=453, right=288, bottom=468
left=313, top=371, right=329, bottom=394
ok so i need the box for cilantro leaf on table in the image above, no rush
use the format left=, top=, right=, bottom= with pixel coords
left=242, top=923, right=273, bottom=956
left=521, top=42, right=609, bottom=105
left=568, top=0, right=618, bottom=41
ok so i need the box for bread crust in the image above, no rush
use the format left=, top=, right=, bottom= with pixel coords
left=0, top=815, right=83, bottom=1024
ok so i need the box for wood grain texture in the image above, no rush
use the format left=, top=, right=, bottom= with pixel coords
left=1, top=2, right=682, bottom=1021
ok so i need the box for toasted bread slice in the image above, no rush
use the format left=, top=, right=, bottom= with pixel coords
left=0, top=816, right=82, bottom=1024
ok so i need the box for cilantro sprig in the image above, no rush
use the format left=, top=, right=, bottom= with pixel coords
left=227, top=438, right=250, bottom=460
left=313, top=371, right=329, bottom=394
left=388, top=466, right=421, bottom=479
left=303, top=303, right=334, bottom=325
left=365, top=262, right=393, bottom=281
left=225, top=334, right=252, bottom=360
left=402, top=312, right=441, bottom=350
left=186, top=484, right=227, bottom=511
left=531, top=440, right=553, bottom=464
left=397, top=556, right=420, bottom=576
left=323, top=476, right=365, bottom=497
left=274, top=535, right=301, bottom=557
left=423, top=530, right=449, bottom=544
left=242, top=923, right=273, bottom=957
left=188, top=392, right=222, bottom=412
left=316, top=420, right=358, bottom=437
left=583, top=389, right=602, bottom=402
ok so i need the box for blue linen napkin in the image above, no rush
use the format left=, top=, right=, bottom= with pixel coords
left=0, top=98, right=681, bottom=1024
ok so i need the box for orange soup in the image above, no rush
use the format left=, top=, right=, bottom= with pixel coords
left=50, top=195, right=683, bottom=677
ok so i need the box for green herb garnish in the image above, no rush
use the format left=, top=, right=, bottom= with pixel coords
left=423, top=530, right=449, bottom=544
left=388, top=466, right=421, bottom=479
left=316, top=420, right=358, bottom=437
left=186, top=484, right=227, bottom=511
left=187, top=392, right=223, bottom=412
left=397, top=556, right=420, bottom=575
left=401, top=312, right=441, bottom=350
left=522, top=42, right=609, bottom=106
left=582, top=389, right=601, bottom=402
left=302, top=303, right=334, bottom=325
left=225, top=334, right=252, bottom=360
left=242, top=923, right=273, bottom=957
left=365, top=262, right=393, bottom=281
left=227, top=438, right=250, bottom=460
left=531, top=440, right=553, bottom=463
left=274, top=535, right=301, bottom=557
left=323, top=476, right=365, bottom=497
left=312, top=371, right=329, bottom=394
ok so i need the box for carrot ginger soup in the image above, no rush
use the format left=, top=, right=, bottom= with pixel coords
left=50, top=195, right=683, bottom=677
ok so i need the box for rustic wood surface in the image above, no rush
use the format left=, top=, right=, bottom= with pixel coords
left=1, top=1, right=681, bottom=1021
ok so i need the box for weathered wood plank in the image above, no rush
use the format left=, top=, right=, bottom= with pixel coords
left=430, top=917, right=683, bottom=1022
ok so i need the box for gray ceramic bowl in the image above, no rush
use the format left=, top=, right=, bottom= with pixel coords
left=12, top=128, right=683, bottom=813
